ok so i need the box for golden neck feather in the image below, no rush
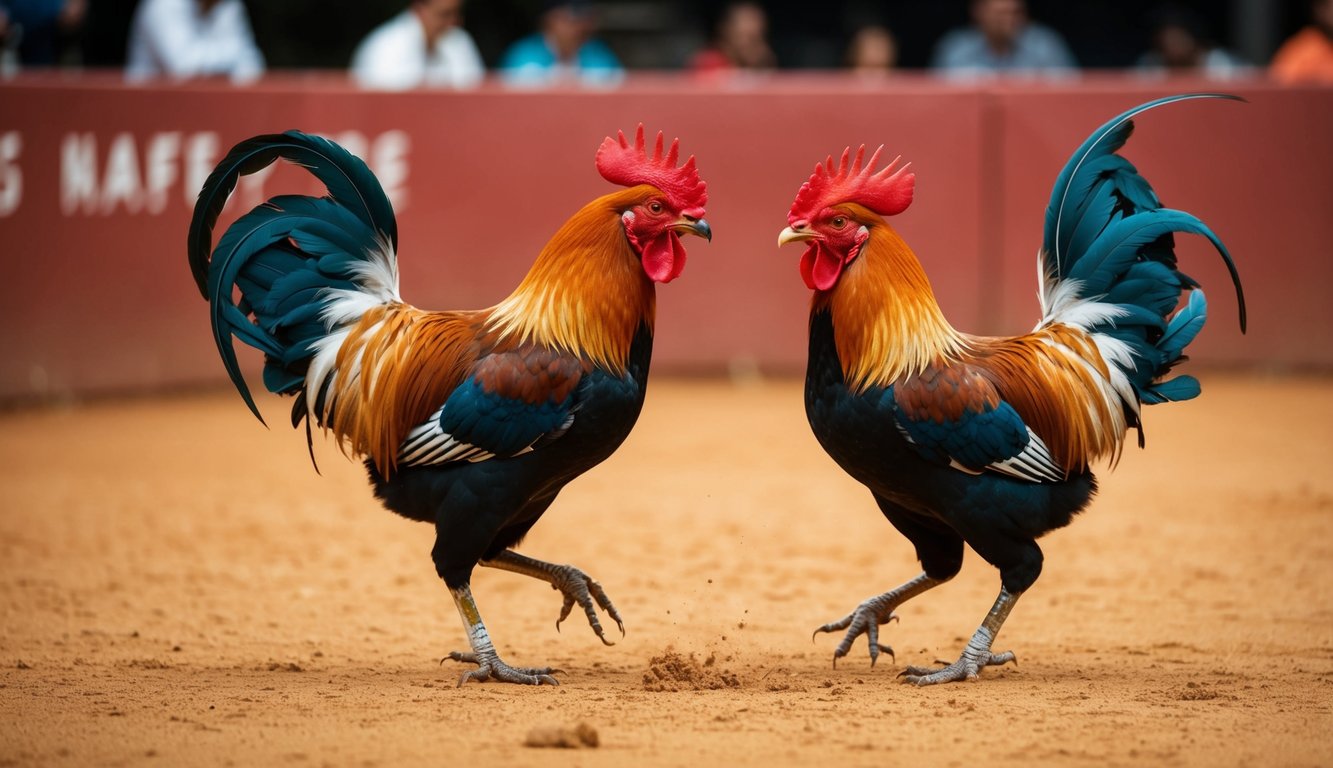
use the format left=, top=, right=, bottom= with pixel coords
left=488, top=190, right=656, bottom=372
left=816, top=221, right=965, bottom=391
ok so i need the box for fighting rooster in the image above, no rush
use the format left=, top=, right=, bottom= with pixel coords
left=779, top=94, right=1245, bottom=685
left=188, top=126, right=710, bottom=685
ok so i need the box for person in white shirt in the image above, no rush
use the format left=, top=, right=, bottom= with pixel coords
left=350, top=0, right=484, bottom=90
left=125, top=0, right=264, bottom=83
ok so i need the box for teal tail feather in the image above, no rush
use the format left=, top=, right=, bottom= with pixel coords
left=187, top=131, right=398, bottom=425
left=1040, top=94, right=1247, bottom=413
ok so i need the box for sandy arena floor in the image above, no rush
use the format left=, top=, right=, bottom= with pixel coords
left=1, top=375, right=1331, bottom=767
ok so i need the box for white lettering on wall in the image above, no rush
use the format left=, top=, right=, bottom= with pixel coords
left=53, top=130, right=410, bottom=217
left=144, top=132, right=181, bottom=215
left=371, top=130, right=410, bottom=212
left=101, top=133, right=143, bottom=214
left=0, top=132, right=20, bottom=217
left=61, top=133, right=99, bottom=215
left=183, top=132, right=220, bottom=209
left=331, top=131, right=367, bottom=163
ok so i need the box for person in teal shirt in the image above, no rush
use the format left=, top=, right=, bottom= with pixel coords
left=500, top=0, right=622, bottom=87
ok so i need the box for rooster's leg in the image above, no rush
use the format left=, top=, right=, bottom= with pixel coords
left=813, top=572, right=945, bottom=667
left=480, top=550, right=624, bottom=645
left=445, top=584, right=560, bottom=686
left=900, top=587, right=1019, bottom=685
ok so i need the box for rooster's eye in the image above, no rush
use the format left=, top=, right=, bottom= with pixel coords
left=831, top=216, right=847, bottom=229
left=648, top=201, right=664, bottom=214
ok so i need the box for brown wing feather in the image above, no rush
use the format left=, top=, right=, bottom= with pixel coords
left=965, top=326, right=1124, bottom=474
left=895, top=365, right=1001, bottom=425
left=324, top=305, right=503, bottom=474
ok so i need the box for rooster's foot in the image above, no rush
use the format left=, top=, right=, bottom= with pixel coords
left=812, top=574, right=945, bottom=669
left=445, top=650, right=561, bottom=687
left=546, top=564, right=625, bottom=645
left=899, top=649, right=1016, bottom=686
left=900, top=587, right=1022, bottom=685
left=484, top=552, right=625, bottom=645
left=812, top=595, right=900, bottom=668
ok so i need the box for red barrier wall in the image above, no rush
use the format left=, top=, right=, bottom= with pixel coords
left=0, top=75, right=1329, bottom=401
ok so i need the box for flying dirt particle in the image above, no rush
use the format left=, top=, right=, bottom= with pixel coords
left=523, top=722, right=599, bottom=749
left=643, top=650, right=742, bottom=692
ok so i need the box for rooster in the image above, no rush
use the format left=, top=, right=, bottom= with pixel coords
left=188, top=126, right=710, bottom=685
left=779, top=94, right=1246, bottom=685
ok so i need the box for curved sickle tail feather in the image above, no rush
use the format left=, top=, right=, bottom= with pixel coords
left=187, top=131, right=400, bottom=427
left=1037, top=94, right=1248, bottom=439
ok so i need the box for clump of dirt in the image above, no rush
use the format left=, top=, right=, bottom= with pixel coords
left=643, top=650, right=742, bottom=692
left=1177, top=682, right=1222, bottom=701
left=523, top=722, right=600, bottom=749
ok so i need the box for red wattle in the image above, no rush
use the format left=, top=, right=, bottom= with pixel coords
left=642, top=231, right=687, bottom=283
left=799, top=242, right=844, bottom=291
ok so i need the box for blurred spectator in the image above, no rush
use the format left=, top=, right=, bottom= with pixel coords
left=689, top=1, right=775, bottom=74
left=1, top=0, right=85, bottom=65
left=931, top=0, right=1076, bottom=78
left=350, top=0, right=483, bottom=90
left=0, top=5, right=13, bottom=75
left=125, top=0, right=263, bottom=83
left=1137, top=4, right=1247, bottom=79
left=499, top=0, right=621, bottom=87
left=845, top=24, right=897, bottom=79
left=1271, top=0, right=1333, bottom=84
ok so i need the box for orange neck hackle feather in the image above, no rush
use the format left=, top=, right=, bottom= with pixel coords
left=487, top=186, right=658, bottom=373
left=815, top=207, right=965, bottom=393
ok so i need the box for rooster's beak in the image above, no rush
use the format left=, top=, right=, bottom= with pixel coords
left=673, top=217, right=712, bottom=242
left=778, top=225, right=818, bottom=247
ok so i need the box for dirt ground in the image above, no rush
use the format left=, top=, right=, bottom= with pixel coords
left=2, top=375, right=1331, bottom=767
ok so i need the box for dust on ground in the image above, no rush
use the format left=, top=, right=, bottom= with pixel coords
left=1, top=376, right=1331, bottom=767
left=643, top=649, right=743, bottom=691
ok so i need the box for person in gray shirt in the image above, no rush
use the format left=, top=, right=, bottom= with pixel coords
left=932, top=0, right=1076, bottom=79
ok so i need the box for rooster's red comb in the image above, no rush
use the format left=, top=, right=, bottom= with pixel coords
left=787, top=145, right=914, bottom=225
left=596, top=125, right=707, bottom=216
